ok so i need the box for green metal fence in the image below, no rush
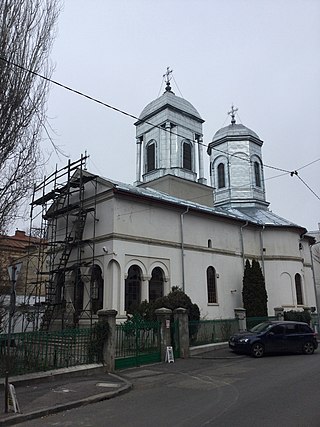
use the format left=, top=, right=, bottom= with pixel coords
left=115, top=320, right=161, bottom=369
left=189, top=318, right=238, bottom=347
left=0, top=328, right=97, bottom=377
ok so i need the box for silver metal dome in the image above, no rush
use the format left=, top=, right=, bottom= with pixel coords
left=139, top=90, right=203, bottom=121
left=212, top=123, right=260, bottom=142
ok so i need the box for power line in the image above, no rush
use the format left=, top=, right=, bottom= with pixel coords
left=297, top=158, right=320, bottom=171
left=1, top=55, right=317, bottom=188
left=296, top=174, right=320, bottom=201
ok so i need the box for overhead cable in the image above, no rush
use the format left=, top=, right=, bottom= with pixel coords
left=1, top=55, right=317, bottom=187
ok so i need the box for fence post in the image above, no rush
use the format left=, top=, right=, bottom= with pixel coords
left=97, top=309, right=118, bottom=373
left=234, top=308, right=246, bottom=332
left=173, top=307, right=189, bottom=359
left=274, top=307, right=284, bottom=320
left=155, top=308, right=172, bottom=361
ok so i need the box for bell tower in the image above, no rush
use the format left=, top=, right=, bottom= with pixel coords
left=134, top=68, right=206, bottom=186
left=207, top=106, right=269, bottom=209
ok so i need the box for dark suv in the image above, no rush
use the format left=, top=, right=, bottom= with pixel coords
left=229, top=321, right=318, bottom=358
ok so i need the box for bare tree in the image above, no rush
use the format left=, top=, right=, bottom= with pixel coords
left=0, top=0, right=60, bottom=233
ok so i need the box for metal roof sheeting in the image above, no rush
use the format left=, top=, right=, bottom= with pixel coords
left=103, top=178, right=301, bottom=229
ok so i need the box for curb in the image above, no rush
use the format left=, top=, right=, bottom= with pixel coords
left=189, top=341, right=228, bottom=356
left=0, top=372, right=132, bottom=426
left=0, top=364, right=106, bottom=388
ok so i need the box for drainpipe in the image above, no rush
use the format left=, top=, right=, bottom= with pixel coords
left=227, top=158, right=231, bottom=202
left=180, top=206, right=190, bottom=292
left=240, top=221, right=248, bottom=269
left=309, top=241, right=320, bottom=331
left=260, top=225, right=266, bottom=278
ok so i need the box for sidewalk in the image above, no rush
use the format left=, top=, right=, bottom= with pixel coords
left=0, top=364, right=132, bottom=426
left=0, top=343, right=233, bottom=426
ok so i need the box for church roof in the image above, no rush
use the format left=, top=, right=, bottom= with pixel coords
left=138, top=89, right=203, bottom=122
left=102, top=177, right=303, bottom=230
left=212, top=123, right=261, bottom=142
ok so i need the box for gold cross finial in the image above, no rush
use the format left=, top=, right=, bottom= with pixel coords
left=228, top=105, right=238, bottom=124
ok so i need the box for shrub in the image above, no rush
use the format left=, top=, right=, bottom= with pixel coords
left=284, top=310, right=311, bottom=325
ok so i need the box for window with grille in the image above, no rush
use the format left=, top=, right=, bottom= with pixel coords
left=183, top=141, right=192, bottom=170
left=217, top=163, right=225, bottom=188
left=147, top=142, right=155, bottom=172
left=295, top=273, right=303, bottom=305
left=91, top=265, right=103, bottom=314
left=149, top=267, right=164, bottom=302
left=254, top=161, right=261, bottom=187
left=207, top=266, right=217, bottom=303
left=125, top=265, right=142, bottom=312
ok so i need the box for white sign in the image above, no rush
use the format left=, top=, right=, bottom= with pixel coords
left=8, top=384, right=20, bottom=413
left=7, top=263, right=22, bottom=281
left=165, top=346, right=174, bottom=363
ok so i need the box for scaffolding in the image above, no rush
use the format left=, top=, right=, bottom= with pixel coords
left=23, top=154, right=99, bottom=331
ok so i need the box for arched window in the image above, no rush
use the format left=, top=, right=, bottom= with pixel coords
left=149, top=267, right=164, bottom=302
left=147, top=142, right=155, bottom=172
left=183, top=141, right=192, bottom=170
left=125, top=265, right=142, bottom=312
left=295, top=273, right=303, bottom=305
left=208, top=239, right=212, bottom=248
left=254, top=161, right=261, bottom=187
left=207, top=266, right=217, bottom=304
left=73, top=267, right=84, bottom=316
left=217, top=163, right=225, bottom=188
left=54, top=270, right=64, bottom=304
left=91, top=265, right=103, bottom=314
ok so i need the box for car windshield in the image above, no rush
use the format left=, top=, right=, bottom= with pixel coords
left=250, top=322, right=273, bottom=333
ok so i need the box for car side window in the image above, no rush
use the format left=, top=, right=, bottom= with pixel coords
left=298, top=324, right=312, bottom=333
left=285, top=324, right=297, bottom=335
left=270, top=325, right=285, bottom=335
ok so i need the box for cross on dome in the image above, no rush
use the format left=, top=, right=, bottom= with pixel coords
left=228, top=105, right=238, bottom=124
left=163, top=66, right=173, bottom=92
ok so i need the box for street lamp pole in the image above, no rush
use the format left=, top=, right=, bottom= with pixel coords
left=4, top=262, right=21, bottom=413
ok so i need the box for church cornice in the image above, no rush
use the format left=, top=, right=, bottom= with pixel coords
left=207, top=134, right=263, bottom=154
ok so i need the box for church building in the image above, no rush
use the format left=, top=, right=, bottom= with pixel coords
left=34, top=70, right=317, bottom=327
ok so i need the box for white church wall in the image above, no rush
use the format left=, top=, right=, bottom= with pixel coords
left=79, top=185, right=316, bottom=320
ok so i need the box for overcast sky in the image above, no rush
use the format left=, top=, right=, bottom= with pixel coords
left=44, top=0, right=320, bottom=231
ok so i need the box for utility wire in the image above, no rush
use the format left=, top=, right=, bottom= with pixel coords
left=1, top=55, right=317, bottom=189
left=296, top=174, right=320, bottom=201
left=297, top=158, right=320, bottom=171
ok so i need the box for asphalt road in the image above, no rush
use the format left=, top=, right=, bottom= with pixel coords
left=16, top=351, right=320, bottom=427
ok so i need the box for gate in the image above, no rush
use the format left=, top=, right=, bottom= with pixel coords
left=115, top=319, right=161, bottom=369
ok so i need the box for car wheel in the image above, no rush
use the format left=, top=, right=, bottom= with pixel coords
left=251, top=342, right=264, bottom=358
left=302, top=341, right=315, bottom=355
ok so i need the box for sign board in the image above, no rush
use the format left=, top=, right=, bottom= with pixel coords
left=7, top=263, right=22, bottom=282
left=8, top=384, right=20, bottom=413
left=165, top=346, right=174, bottom=363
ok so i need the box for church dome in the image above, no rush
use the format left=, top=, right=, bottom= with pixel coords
left=138, top=87, right=203, bottom=122
left=212, top=123, right=260, bottom=142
